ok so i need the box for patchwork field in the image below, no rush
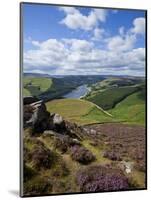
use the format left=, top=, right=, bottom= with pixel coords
left=23, top=77, right=52, bottom=97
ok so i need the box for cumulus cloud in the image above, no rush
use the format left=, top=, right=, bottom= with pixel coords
left=63, top=38, right=94, bottom=51
left=107, top=34, right=136, bottom=52
left=60, top=7, right=108, bottom=30
left=24, top=37, right=145, bottom=76
left=119, top=26, right=125, bottom=36
left=131, top=17, right=145, bottom=35
left=24, top=11, right=145, bottom=76
left=107, top=17, right=145, bottom=52
left=92, top=28, right=105, bottom=41
left=59, top=7, right=78, bottom=14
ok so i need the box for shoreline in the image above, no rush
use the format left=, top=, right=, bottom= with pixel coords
left=63, top=84, right=91, bottom=99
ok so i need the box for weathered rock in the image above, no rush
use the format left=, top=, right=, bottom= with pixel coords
left=64, top=120, right=83, bottom=140
left=72, top=138, right=81, bottom=145
left=24, top=104, right=34, bottom=125
left=119, top=161, right=134, bottom=174
left=24, top=100, right=51, bottom=134
left=23, top=96, right=39, bottom=105
left=43, top=130, right=56, bottom=136
left=53, top=113, right=63, bottom=125
left=23, top=98, right=84, bottom=139
left=52, top=113, right=66, bottom=132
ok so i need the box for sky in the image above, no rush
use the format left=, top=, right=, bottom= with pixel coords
left=22, top=3, right=146, bottom=76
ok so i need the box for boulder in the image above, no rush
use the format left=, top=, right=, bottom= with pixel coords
left=23, top=98, right=84, bottom=139
left=23, top=96, right=39, bottom=105
left=52, top=113, right=65, bottom=132
left=43, top=130, right=56, bottom=136
left=24, top=100, right=51, bottom=134
left=72, top=138, right=81, bottom=145
left=53, top=113, right=64, bottom=125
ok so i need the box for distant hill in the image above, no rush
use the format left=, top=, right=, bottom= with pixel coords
left=23, top=75, right=146, bottom=125
left=24, top=73, right=51, bottom=78
left=23, top=75, right=106, bottom=100
left=23, top=77, right=53, bottom=97
left=84, top=77, right=145, bottom=110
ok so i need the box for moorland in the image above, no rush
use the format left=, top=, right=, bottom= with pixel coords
left=23, top=73, right=146, bottom=196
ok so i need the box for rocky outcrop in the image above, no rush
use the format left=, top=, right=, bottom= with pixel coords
left=23, top=96, right=39, bottom=105
left=24, top=100, right=51, bottom=134
left=23, top=97, right=84, bottom=139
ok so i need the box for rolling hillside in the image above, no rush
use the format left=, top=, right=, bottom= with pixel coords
left=84, top=77, right=145, bottom=110
left=46, top=99, right=114, bottom=125
left=24, top=75, right=146, bottom=126
left=85, top=86, right=139, bottom=110
left=23, top=74, right=105, bottom=100
left=109, top=89, right=146, bottom=125
left=23, top=77, right=52, bottom=97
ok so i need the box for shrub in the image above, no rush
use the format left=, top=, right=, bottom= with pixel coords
left=103, top=150, right=122, bottom=161
left=24, top=105, right=34, bottom=124
left=24, top=176, right=52, bottom=196
left=24, top=163, right=37, bottom=182
left=134, top=160, right=146, bottom=172
left=31, top=144, right=55, bottom=170
left=53, top=136, right=70, bottom=153
left=76, top=165, right=129, bottom=192
left=24, top=146, right=32, bottom=162
left=70, top=145, right=96, bottom=164
left=53, top=135, right=81, bottom=153
left=52, top=160, right=69, bottom=177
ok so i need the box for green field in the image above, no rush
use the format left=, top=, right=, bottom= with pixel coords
left=46, top=88, right=145, bottom=125
left=109, top=90, right=145, bottom=125
left=85, top=86, right=139, bottom=110
left=46, top=99, right=114, bottom=125
left=23, top=77, right=52, bottom=97
left=24, top=76, right=146, bottom=126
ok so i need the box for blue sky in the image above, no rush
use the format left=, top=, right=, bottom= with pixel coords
left=23, top=3, right=146, bottom=76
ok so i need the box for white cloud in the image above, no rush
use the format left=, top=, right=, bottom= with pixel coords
left=107, top=17, right=145, bottom=52
left=92, top=9, right=108, bottom=22
left=64, top=39, right=93, bottom=52
left=24, top=38, right=145, bottom=76
left=24, top=14, right=145, bottom=76
left=59, top=7, right=78, bottom=14
left=60, top=7, right=108, bottom=31
left=119, top=26, right=125, bottom=36
left=107, top=34, right=136, bottom=52
left=92, top=28, right=105, bottom=40
left=131, top=17, right=145, bottom=35
left=31, top=40, right=40, bottom=47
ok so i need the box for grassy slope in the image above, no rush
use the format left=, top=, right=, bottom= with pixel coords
left=23, top=77, right=52, bottom=97
left=85, top=86, right=139, bottom=110
left=109, top=90, right=145, bottom=125
left=46, top=99, right=114, bottom=125
left=23, top=88, right=31, bottom=96
left=46, top=89, right=145, bottom=125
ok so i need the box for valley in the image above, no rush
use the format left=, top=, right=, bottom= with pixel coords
left=23, top=73, right=146, bottom=196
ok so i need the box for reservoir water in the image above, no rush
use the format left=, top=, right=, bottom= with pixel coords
left=63, top=84, right=89, bottom=99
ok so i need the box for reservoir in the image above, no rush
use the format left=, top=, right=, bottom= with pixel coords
left=63, top=84, right=89, bottom=99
